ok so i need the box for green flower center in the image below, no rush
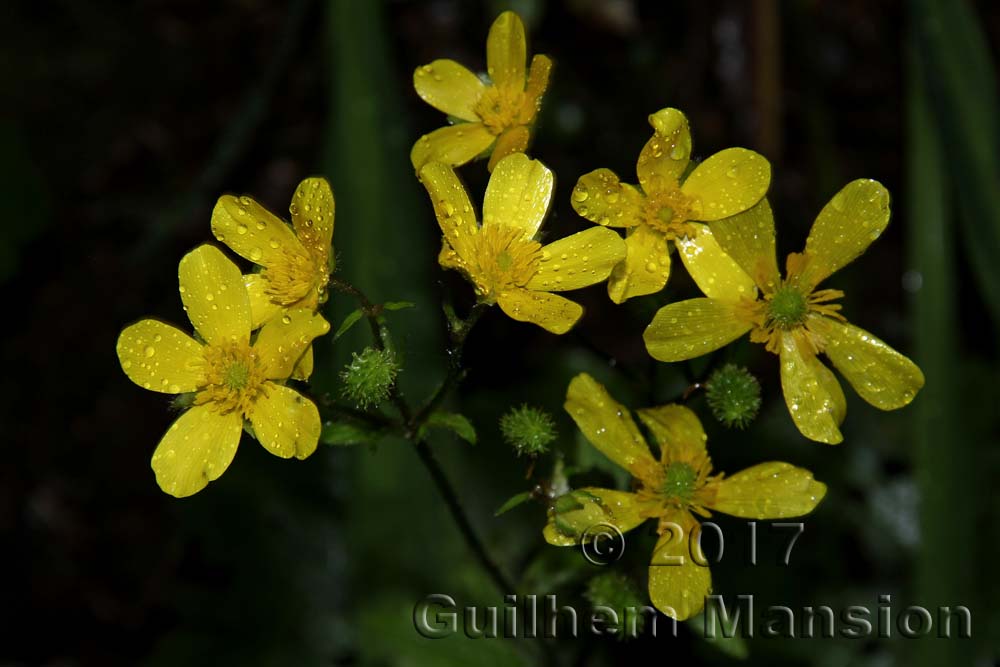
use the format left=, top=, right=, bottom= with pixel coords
left=768, top=285, right=809, bottom=329
left=224, top=361, right=250, bottom=390
left=662, top=462, right=697, bottom=503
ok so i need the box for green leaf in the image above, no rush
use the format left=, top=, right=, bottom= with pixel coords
left=382, top=301, right=415, bottom=311
left=494, top=491, right=533, bottom=517
left=419, top=411, right=477, bottom=445
left=320, top=420, right=386, bottom=447
left=333, top=309, right=363, bottom=341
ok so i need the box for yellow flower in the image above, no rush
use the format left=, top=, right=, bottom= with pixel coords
left=411, top=11, right=552, bottom=172
left=211, top=177, right=335, bottom=379
left=643, top=181, right=925, bottom=444
left=116, top=245, right=330, bottom=498
left=418, top=153, right=625, bottom=334
left=544, top=374, right=826, bottom=620
left=571, top=108, right=770, bottom=303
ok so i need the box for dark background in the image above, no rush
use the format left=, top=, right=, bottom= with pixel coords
left=3, top=1, right=998, bottom=665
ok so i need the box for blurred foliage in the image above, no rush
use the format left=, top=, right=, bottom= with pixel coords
left=2, top=0, right=998, bottom=666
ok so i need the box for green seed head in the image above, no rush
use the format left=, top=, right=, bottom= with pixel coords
left=768, top=285, right=809, bottom=329
left=662, top=462, right=697, bottom=503
left=500, top=404, right=557, bottom=457
left=705, top=363, right=762, bottom=429
left=339, top=347, right=400, bottom=409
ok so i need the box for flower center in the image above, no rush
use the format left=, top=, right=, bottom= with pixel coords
left=767, top=285, right=809, bottom=329
left=661, top=462, right=698, bottom=503
left=262, top=247, right=326, bottom=307
left=473, top=84, right=535, bottom=135
left=197, top=341, right=267, bottom=416
left=465, top=224, right=542, bottom=299
left=643, top=187, right=699, bottom=239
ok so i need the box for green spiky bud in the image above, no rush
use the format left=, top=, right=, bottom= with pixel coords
left=585, top=572, right=648, bottom=639
left=705, top=363, right=762, bottom=429
left=339, top=347, right=400, bottom=409
left=500, top=404, right=557, bottom=457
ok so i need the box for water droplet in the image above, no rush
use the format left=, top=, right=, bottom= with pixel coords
left=236, top=224, right=248, bottom=235
left=144, top=346, right=155, bottom=358
left=250, top=247, right=263, bottom=261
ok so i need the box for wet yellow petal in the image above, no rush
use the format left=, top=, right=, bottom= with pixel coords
left=644, top=298, right=751, bottom=362
left=211, top=193, right=305, bottom=268
left=486, top=11, right=526, bottom=90
left=178, top=245, right=251, bottom=346
left=497, top=288, right=582, bottom=334
left=797, top=179, right=891, bottom=291
left=152, top=404, right=242, bottom=498
left=524, top=53, right=552, bottom=104
left=648, top=511, right=712, bottom=621
left=413, top=59, right=486, bottom=122
left=526, top=227, right=625, bottom=292
left=712, top=462, right=827, bottom=519
left=418, top=161, right=479, bottom=262
left=244, top=273, right=284, bottom=329
left=607, top=223, right=670, bottom=303
left=570, top=168, right=644, bottom=228
left=707, top=198, right=780, bottom=292
left=636, top=404, right=708, bottom=463
left=676, top=223, right=757, bottom=301
left=543, top=488, right=648, bottom=546
left=410, top=122, right=496, bottom=171
left=681, top=148, right=771, bottom=221
left=482, top=152, right=553, bottom=237
left=248, top=383, right=320, bottom=460
left=813, top=318, right=925, bottom=410
left=117, top=319, right=204, bottom=393
left=487, top=125, right=530, bottom=172
left=779, top=333, right=845, bottom=444
left=254, top=308, right=330, bottom=380
left=637, top=108, right=692, bottom=192
left=564, top=373, right=658, bottom=478
left=291, top=346, right=314, bottom=381
left=290, top=177, right=335, bottom=261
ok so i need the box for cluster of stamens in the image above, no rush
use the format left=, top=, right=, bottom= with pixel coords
left=473, top=82, right=541, bottom=135
left=463, top=224, right=542, bottom=299
left=196, top=341, right=267, bottom=416
left=642, top=186, right=699, bottom=240
left=743, top=280, right=846, bottom=355
left=636, top=449, right=721, bottom=527
left=262, top=246, right=325, bottom=307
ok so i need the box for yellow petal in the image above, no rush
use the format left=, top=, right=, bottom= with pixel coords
left=797, top=179, right=891, bottom=291
left=813, top=318, right=925, bottom=410
left=712, top=462, right=827, bottom=519
left=413, top=59, right=486, bottom=122
left=779, top=333, right=845, bottom=444
left=543, top=488, right=648, bottom=546
left=290, top=177, right=335, bottom=262
left=486, top=11, right=526, bottom=90
left=497, top=288, right=582, bottom=334
left=178, top=244, right=251, bottom=346
left=291, top=345, right=314, bottom=381
left=211, top=193, right=306, bottom=268
left=117, top=319, right=204, bottom=393
left=248, top=383, right=320, bottom=460
left=410, top=122, right=496, bottom=171
left=526, top=227, right=625, bottom=292
left=707, top=198, right=780, bottom=292
left=570, top=168, right=644, bottom=228
left=487, top=125, right=531, bottom=172
left=635, top=404, right=708, bottom=463
left=564, top=373, right=658, bottom=479
left=418, top=161, right=479, bottom=262
left=648, top=511, right=712, bottom=621
left=681, top=148, right=771, bottom=221
left=151, top=404, right=242, bottom=498
left=483, top=152, right=553, bottom=237
left=676, top=223, right=757, bottom=301
left=637, top=108, right=692, bottom=192
left=245, top=273, right=284, bottom=329
left=254, top=308, right=330, bottom=380
left=438, top=239, right=466, bottom=273
left=524, top=53, right=553, bottom=105
left=644, top=298, right=752, bottom=362
left=607, top=223, right=671, bottom=303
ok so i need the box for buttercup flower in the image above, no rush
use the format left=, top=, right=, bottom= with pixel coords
left=544, top=374, right=826, bottom=620
left=571, top=108, right=770, bottom=303
left=419, top=153, right=625, bottom=334
left=116, top=245, right=330, bottom=497
left=411, top=11, right=552, bottom=172
left=211, top=177, right=335, bottom=379
left=643, top=181, right=925, bottom=443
